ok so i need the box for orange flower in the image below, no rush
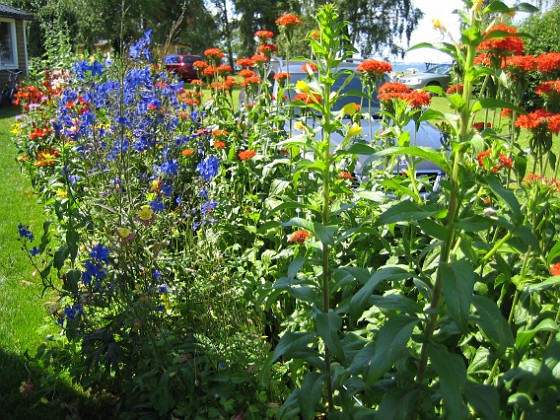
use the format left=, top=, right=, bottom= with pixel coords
left=275, top=14, right=302, bottom=28
left=240, top=76, right=262, bottom=87
left=477, top=149, right=492, bottom=167
left=216, top=64, right=232, bottom=75
left=289, top=229, right=309, bottom=243
left=255, top=30, right=274, bottom=40
left=337, top=171, right=353, bottom=180
left=405, top=90, right=431, bottom=108
left=551, top=262, right=560, bottom=276
left=204, top=48, right=224, bottom=60
left=251, top=53, right=269, bottom=64
left=238, top=149, right=256, bottom=160
left=535, top=52, right=560, bottom=73
left=258, top=43, right=278, bottom=56
left=214, top=141, right=226, bottom=149
left=193, top=60, right=208, bottom=70
left=356, top=59, right=392, bottom=76
left=477, top=24, right=524, bottom=56
left=293, top=92, right=322, bottom=104
left=239, top=69, right=257, bottom=78
left=236, top=58, right=254, bottom=68
left=182, top=148, right=194, bottom=156
left=499, top=152, right=513, bottom=169
left=301, top=62, right=317, bottom=72
left=273, top=72, right=290, bottom=81
left=446, top=84, right=464, bottom=94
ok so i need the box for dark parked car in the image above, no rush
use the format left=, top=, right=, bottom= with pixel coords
left=398, top=63, right=453, bottom=90
left=163, top=54, right=202, bottom=81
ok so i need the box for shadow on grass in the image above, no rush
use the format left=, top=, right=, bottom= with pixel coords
left=0, top=348, right=118, bottom=420
left=0, top=104, right=21, bottom=120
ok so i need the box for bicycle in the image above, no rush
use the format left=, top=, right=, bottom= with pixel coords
left=0, top=68, right=22, bottom=106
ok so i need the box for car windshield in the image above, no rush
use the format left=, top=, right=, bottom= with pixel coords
left=426, top=64, right=451, bottom=75
left=182, top=56, right=200, bottom=64
left=281, top=72, right=381, bottom=112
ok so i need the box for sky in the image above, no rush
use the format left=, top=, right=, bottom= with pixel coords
left=399, top=0, right=465, bottom=63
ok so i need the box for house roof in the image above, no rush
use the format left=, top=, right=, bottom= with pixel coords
left=0, top=3, right=33, bottom=20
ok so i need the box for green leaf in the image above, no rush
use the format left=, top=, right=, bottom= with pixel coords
left=467, top=346, right=490, bottom=375
left=53, top=245, right=70, bottom=271
left=366, top=315, right=418, bottom=384
left=314, top=310, right=344, bottom=361
left=524, top=276, right=560, bottom=293
left=516, top=319, right=558, bottom=353
left=472, top=295, right=515, bottom=354
left=375, top=201, right=446, bottom=226
left=471, top=98, right=525, bottom=115
left=373, top=146, right=451, bottom=173
left=350, top=266, right=412, bottom=320
left=63, top=269, right=81, bottom=296
left=484, top=175, right=521, bottom=223
left=418, top=108, right=446, bottom=123
left=547, top=241, right=560, bottom=266
left=66, top=229, right=79, bottom=262
left=377, top=387, right=418, bottom=420
left=298, top=372, right=326, bottom=420
left=283, top=217, right=315, bottom=232
left=313, top=222, right=337, bottom=245
left=288, top=257, right=306, bottom=280
left=440, top=259, right=475, bottom=333
left=268, top=332, right=316, bottom=366
left=429, top=344, right=468, bottom=419
left=417, top=218, right=447, bottom=241
left=464, top=381, right=499, bottom=419
left=456, top=215, right=493, bottom=232
left=538, top=332, right=560, bottom=385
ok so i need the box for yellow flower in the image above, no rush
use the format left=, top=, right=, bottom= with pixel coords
left=296, top=80, right=310, bottom=93
left=116, top=227, right=132, bottom=239
left=11, top=123, right=21, bottom=135
left=341, top=102, right=359, bottom=117
left=432, top=18, right=447, bottom=32
left=150, top=179, right=160, bottom=192
left=294, top=121, right=305, bottom=130
left=56, top=189, right=68, bottom=198
left=348, top=123, right=363, bottom=137
left=137, top=205, right=154, bottom=221
left=472, top=0, right=484, bottom=12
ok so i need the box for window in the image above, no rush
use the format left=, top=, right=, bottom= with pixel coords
left=0, top=19, right=18, bottom=68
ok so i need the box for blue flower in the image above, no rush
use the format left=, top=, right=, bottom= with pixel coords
left=150, top=200, right=165, bottom=212
left=201, top=200, right=218, bottom=214
left=29, top=247, right=42, bottom=256
left=160, top=159, right=178, bottom=175
left=159, top=284, right=168, bottom=294
left=196, top=156, right=220, bottom=181
left=64, top=304, right=84, bottom=320
left=17, top=223, right=34, bottom=241
left=90, top=244, right=110, bottom=264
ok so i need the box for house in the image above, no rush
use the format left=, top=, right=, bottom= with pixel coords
left=0, top=2, right=33, bottom=85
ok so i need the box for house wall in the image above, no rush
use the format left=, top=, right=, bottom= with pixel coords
left=0, top=19, right=26, bottom=91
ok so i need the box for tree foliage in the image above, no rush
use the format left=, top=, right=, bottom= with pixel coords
left=520, top=2, right=560, bottom=54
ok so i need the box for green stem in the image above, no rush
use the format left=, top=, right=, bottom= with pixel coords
left=480, top=231, right=513, bottom=265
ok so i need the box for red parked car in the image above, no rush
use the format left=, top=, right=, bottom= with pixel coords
left=163, top=54, right=202, bottom=81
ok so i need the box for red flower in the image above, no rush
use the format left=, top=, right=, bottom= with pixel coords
left=477, top=24, right=524, bottom=56
left=273, top=72, right=290, bottom=81
left=473, top=121, right=491, bottom=131
left=499, top=152, right=513, bottom=169
left=251, top=53, right=269, bottom=64
left=238, top=149, right=256, bottom=160
left=536, top=52, right=560, bottom=73
left=275, top=14, right=302, bottom=28
left=193, top=60, right=208, bottom=70
left=477, top=149, right=492, bottom=167
left=292, top=92, right=322, bottom=104
left=356, top=59, right=392, bottom=76
left=379, top=82, right=410, bottom=94
left=503, top=55, right=536, bottom=73
left=301, top=62, right=317, bottom=72
left=204, top=48, right=224, bottom=60
left=551, top=262, right=560, bottom=276
left=239, top=69, right=257, bottom=78
left=289, top=229, right=309, bottom=243
left=446, top=84, right=464, bottom=94
left=258, top=43, right=279, bottom=56
left=535, top=81, right=560, bottom=96
left=236, top=58, right=255, bottom=68
left=515, top=109, right=554, bottom=130
left=405, top=90, right=431, bottom=108
left=255, top=30, right=274, bottom=40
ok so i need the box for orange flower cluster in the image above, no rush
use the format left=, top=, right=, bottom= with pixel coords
left=240, top=76, right=262, bottom=87
left=515, top=109, right=560, bottom=133
left=209, top=77, right=237, bottom=91
left=337, top=171, right=353, bottom=180
left=216, top=64, right=232, bottom=75
left=273, top=72, right=290, bottom=81
left=535, top=80, right=560, bottom=96
left=275, top=14, right=302, bottom=28
left=29, top=126, right=51, bottom=140
left=551, top=262, right=560, bottom=276
left=477, top=149, right=513, bottom=172
left=178, top=90, right=203, bottom=107
left=356, top=59, right=392, bottom=76
left=292, top=92, right=322, bottom=104
left=309, top=29, right=320, bottom=40
left=13, top=85, right=45, bottom=109
left=446, top=84, right=464, bottom=94
left=236, top=58, right=255, bottom=69
left=181, top=148, right=195, bottom=156
left=524, top=173, right=560, bottom=191
left=213, top=141, right=226, bottom=149
left=377, top=82, right=430, bottom=108
left=255, top=30, right=274, bottom=40
left=238, top=149, right=256, bottom=160
left=212, top=129, right=228, bottom=138
left=289, top=229, right=309, bottom=243
left=204, top=48, right=224, bottom=60
left=258, top=43, right=279, bottom=56
left=251, top=53, right=269, bottom=64
left=239, top=69, right=257, bottom=78
left=477, top=24, right=524, bottom=56
left=535, top=52, right=560, bottom=73
left=301, top=62, right=318, bottom=72
left=193, top=60, right=208, bottom=70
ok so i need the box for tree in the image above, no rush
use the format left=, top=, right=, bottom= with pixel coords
left=520, top=2, right=560, bottom=54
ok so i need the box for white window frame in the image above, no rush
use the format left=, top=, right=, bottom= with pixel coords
left=0, top=18, right=19, bottom=69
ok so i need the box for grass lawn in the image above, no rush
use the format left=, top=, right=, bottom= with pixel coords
left=0, top=105, right=116, bottom=419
